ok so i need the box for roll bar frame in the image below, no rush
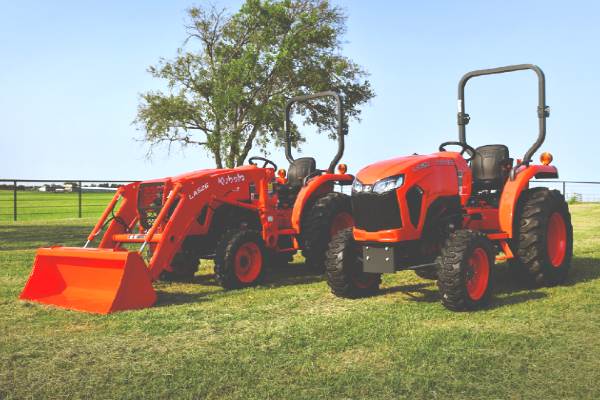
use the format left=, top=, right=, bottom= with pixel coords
left=284, top=91, right=345, bottom=173
left=457, top=64, right=550, bottom=166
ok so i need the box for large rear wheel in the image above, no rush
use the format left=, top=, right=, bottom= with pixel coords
left=510, top=188, right=573, bottom=286
left=214, top=229, right=265, bottom=289
left=437, top=230, right=494, bottom=311
left=301, top=192, right=353, bottom=272
left=325, top=228, right=381, bottom=298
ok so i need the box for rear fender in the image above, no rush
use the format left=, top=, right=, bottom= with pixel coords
left=291, top=173, right=353, bottom=232
left=498, top=164, right=558, bottom=237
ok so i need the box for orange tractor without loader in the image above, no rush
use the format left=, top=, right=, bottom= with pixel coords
left=325, top=64, right=573, bottom=310
left=20, top=91, right=355, bottom=314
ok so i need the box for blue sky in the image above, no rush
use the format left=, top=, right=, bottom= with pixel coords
left=1, top=0, right=599, bottom=180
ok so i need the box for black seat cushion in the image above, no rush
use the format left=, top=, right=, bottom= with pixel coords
left=471, top=144, right=512, bottom=191
left=287, top=157, right=317, bottom=188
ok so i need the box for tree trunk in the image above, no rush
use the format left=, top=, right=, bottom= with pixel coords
left=236, top=125, right=259, bottom=166
left=213, top=149, right=223, bottom=169
left=210, top=128, right=223, bottom=168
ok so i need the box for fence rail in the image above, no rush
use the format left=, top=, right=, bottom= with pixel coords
left=1, top=178, right=599, bottom=222
left=0, top=179, right=136, bottom=222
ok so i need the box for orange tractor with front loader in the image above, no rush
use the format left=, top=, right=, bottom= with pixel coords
left=325, top=64, right=573, bottom=310
left=20, top=91, right=355, bottom=314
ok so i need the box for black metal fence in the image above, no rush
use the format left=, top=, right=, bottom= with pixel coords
left=531, top=180, right=600, bottom=203
left=1, top=178, right=599, bottom=222
left=0, top=179, right=135, bottom=222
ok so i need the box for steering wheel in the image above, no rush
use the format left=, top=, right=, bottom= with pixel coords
left=438, top=141, right=477, bottom=162
left=248, top=156, right=277, bottom=170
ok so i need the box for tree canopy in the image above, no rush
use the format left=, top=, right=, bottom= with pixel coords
left=136, top=0, right=374, bottom=168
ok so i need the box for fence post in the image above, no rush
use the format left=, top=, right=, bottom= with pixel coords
left=13, top=180, right=17, bottom=221
left=562, top=181, right=566, bottom=197
left=78, top=181, right=82, bottom=218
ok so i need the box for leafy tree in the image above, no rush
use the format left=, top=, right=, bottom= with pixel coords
left=136, top=0, right=374, bottom=168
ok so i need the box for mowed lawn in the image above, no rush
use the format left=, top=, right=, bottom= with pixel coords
left=0, top=190, right=115, bottom=222
left=1, top=204, right=599, bottom=399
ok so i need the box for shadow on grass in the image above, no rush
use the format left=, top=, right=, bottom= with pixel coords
left=154, top=290, right=211, bottom=307
left=262, top=262, right=324, bottom=287
left=492, top=256, right=600, bottom=292
left=379, top=282, right=439, bottom=302
left=190, top=274, right=220, bottom=286
left=153, top=257, right=600, bottom=308
left=0, top=223, right=93, bottom=251
left=373, top=256, right=600, bottom=309
left=152, top=262, right=323, bottom=306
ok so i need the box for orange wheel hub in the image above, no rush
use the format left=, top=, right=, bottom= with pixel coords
left=466, top=247, right=490, bottom=301
left=234, top=242, right=262, bottom=283
left=547, top=212, right=567, bottom=267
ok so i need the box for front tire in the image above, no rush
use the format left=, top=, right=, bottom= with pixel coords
left=510, top=188, right=573, bottom=286
left=325, top=228, right=381, bottom=298
left=437, top=230, right=494, bottom=311
left=214, top=229, right=265, bottom=290
left=302, top=192, right=353, bottom=272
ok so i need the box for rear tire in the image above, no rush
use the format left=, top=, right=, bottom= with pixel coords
left=301, top=192, right=353, bottom=272
left=437, top=230, right=494, bottom=311
left=325, top=228, right=381, bottom=298
left=510, top=188, right=573, bottom=286
left=214, top=229, right=265, bottom=290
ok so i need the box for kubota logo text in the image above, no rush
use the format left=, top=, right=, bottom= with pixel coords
left=217, top=173, right=245, bottom=186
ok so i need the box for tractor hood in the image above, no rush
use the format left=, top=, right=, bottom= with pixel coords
left=355, top=154, right=444, bottom=184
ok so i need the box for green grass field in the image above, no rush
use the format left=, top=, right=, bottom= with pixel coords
left=1, top=204, right=599, bottom=399
left=0, top=190, right=114, bottom=222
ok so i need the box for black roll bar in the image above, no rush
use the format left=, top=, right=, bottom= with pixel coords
left=457, top=64, right=550, bottom=165
left=284, top=91, right=345, bottom=173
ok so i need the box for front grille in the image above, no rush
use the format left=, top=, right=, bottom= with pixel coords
left=352, top=191, right=402, bottom=231
left=138, top=182, right=165, bottom=229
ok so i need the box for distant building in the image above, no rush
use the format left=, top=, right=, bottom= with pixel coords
left=38, top=184, right=64, bottom=192
left=63, top=182, right=79, bottom=192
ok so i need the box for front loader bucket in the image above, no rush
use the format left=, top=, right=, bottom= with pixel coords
left=19, top=247, right=156, bottom=314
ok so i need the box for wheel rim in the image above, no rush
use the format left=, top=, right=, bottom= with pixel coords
left=330, top=212, right=354, bottom=236
left=547, top=212, right=567, bottom=267
left=234, top=242, right=262, bottom=283
left=466, top=247, right=490, bottom=301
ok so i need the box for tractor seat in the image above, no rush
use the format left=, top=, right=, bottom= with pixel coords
left=471, top=144, right=512, bottom=191
left=275, top=157, right=317, bottom=208
left=287, top=157, right=317, bottom=188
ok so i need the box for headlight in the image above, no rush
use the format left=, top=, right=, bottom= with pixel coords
left=352, top=179, right=363, bottom=193
left=372, top=175, right=404, bottom=194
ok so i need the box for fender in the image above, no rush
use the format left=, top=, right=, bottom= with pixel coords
left=291, top=173, right=354, bottom=232
left=499, top=164, right=558, bottom=237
